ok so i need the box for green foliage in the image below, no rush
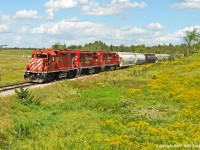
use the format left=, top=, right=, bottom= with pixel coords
left=0, top=133, right=9, bottom=149
left=15, top=87, right=29, bottom=100
left=15, top=124, right=30, bottom=138
left=15, top=87, right=40, bottom=105
left=51, top=42, right=67, bottom=49
left=184, top=28, right=200, bottom=56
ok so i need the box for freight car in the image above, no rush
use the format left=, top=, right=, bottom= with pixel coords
left=144, top=54, right=157, bottom=63
left=155, top=54, right=170, bottom=62
left=135, top=53, right=146, bottom=65
left=116, top=52, right=136, bottom=67
left=116, top=52, right=157, bottom=67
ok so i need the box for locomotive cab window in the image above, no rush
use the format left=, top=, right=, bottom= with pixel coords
left=36, top=54, right=47, bottom=58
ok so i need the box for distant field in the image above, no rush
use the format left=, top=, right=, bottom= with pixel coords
left=0, top=49, right=32, bottom=86
left=0, top=51, right=199, bottom=149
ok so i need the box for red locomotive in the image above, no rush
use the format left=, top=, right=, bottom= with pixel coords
left=24, top=49, right=119, bottom=82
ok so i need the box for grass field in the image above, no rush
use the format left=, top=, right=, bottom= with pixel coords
left=0, top=51, right=200, bottom=149
left=0, top=49, right=32, bottom=86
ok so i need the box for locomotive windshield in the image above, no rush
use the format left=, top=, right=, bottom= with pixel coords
left=32, top=53, right=47, bottom=58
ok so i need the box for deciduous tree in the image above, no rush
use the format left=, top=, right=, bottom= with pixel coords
left=183, top=28, right=200, bottom=56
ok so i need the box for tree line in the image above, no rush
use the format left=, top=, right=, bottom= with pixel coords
left=52, top=28, right=200, bottom=57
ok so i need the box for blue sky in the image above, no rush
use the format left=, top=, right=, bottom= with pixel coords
left=0, top=0, right=200, bottom=48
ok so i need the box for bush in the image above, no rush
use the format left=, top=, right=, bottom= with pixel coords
left=15, top=87, right=40, bottom=105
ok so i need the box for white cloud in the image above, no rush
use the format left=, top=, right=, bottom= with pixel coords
left=0, top=13, right=14, bottom=33
left=44, top=0, right=147, bottom=19
left=0, top=13, right=11, bottom=22
left=82, top=0, right=147, bottom=16
left=0, top=24, right=9, bottom=32
left=32, top=19, right=107, bottom=39
left=15, top=10, right=38, bottom=19
left=34, top=20, right=107, bottom=40
left=17, top=26, right=30, bottom=33
left=148, top=23, right=164, bottom=30
left=31, top=19, right=169, bottom=46
left=171, top=0, right=200, bottom=9
left=141, top=25, right=200, bottom=45
left=45, top=0, right=88, bottom=19
left=32, top=19, right=147, bottom=41
left=173, top=26, right=200, bottom=38
left=45, top=0, right=88, bottom=9
left=45, top=9, right=55, bottom=20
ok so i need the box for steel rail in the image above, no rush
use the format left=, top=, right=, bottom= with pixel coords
left=0, top=82, right=37, bottom=92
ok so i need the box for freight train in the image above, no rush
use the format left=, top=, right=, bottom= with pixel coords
left=24, top=49, right=170, bottom=83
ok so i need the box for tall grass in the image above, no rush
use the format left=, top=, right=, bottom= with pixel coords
left=0, top=49, right=31, bottom=86
left=0, top=52, right=200, bottom=149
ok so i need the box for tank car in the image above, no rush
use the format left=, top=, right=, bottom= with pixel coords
left=135, top=53, right=146, bottom=65
left=155, top=54, right=170, bottom=62
left=144, top=54, right=157, bottom=63
left=116, top=52, right=136, bottom=68
left=163, top=54, right=170, bottom=60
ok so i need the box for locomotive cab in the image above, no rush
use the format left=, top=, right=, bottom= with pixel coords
left=24, top=49, right=77, bottom=82
left=24, top=50, right=55, bottom=82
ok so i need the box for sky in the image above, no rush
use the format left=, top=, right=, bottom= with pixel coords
left=0, top=0, right=200, bottom=48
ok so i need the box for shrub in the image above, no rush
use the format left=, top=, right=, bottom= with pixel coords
left=15, top=86, right=40, bottom=105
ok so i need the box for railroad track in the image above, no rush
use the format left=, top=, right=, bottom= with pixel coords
left=0, top=74, right=98, bottom=96
left=0, top=82, right=37, bottom=92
